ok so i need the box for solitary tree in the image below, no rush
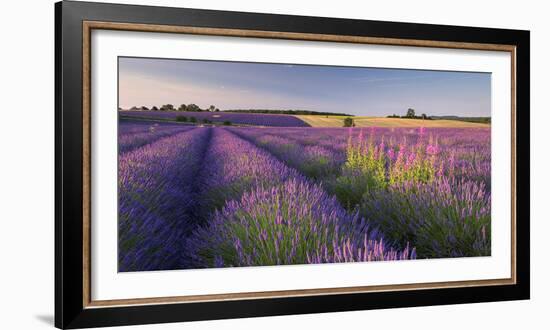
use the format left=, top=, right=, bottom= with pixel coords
left=208, top=105, right=216, bottom=112
left=178, top=104, right=187, bottom=111
left=343, top=117, right=354, bottom=127
left=406, top=108, right=416, bottom=118
left=215, top=108, right=220, bottom=112
left=421, top=113, right=428, bottom=120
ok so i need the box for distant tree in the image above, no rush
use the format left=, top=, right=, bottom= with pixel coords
left=160, top=104, right=175, bottom=111
left=215, top=108, right=220, bottom=112
left=178, top=104, right=187, bottom=111
left=190, top=117, right=197, bottom=123
left=140, top=106, right=149, bottom=111
left=223, top=120, right=232, bottom=126
left=187, top=103, right=201, bottom=112
left=208, top=105, right=216, bottom=112
left=343, top=117, right=354, bottom=127
left=118, top=107, right=122, bottom=111
left=176, top=115, right=187, bottom=122
left=151, top=106, right=159, bottom=111
left=406, top=108, right=416, bottom=118
left=130, top=106, right=139, bottom=111
left=421, top=113, right=428, bottom=120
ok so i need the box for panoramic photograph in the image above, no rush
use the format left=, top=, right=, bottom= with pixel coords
left=117, top=56, right=491, bottom=272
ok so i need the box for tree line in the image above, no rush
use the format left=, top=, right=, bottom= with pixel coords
left=119, top=105, right=354, bottom=117
left=121, top=104, right=220, bottom=112
left=343, top=108, right=431, bottom=127
left=226, top=109, right=354, bottom=116
left=386, top=109, right=491, bottom=123
left=387, top=108, right=432, bottom=120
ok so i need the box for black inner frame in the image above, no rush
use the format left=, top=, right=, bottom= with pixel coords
left=55, top=1, right=530, bottom=328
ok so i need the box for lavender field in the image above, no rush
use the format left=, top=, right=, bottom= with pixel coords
left=118, top=120, right=490, bottom=272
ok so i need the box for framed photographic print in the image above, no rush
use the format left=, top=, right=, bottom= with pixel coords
left=55, top=1, right=530, bottom=328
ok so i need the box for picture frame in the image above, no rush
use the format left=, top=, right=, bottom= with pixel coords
left=55, top=1, right=530, bottom=328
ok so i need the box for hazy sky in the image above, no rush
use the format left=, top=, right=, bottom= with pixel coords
left=119, top=57, right=491, bottom=117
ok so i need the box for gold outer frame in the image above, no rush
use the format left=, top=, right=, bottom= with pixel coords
left=82, top=21, right=517, bottom=308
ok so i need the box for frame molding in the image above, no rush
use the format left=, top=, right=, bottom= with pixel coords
left=81, top=20, right=517, bottom=308
left=57, top=1, right=530, bottom=328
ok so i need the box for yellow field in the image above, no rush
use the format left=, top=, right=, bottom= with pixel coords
left=296, top=115, right=490, bottom=128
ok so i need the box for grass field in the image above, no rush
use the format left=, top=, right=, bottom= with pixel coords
left=296, top=115, right=490, bottom=128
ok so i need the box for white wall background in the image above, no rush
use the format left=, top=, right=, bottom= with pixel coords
left=0, top=0, right=546, bottom=329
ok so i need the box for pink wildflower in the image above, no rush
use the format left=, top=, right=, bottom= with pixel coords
left=426, top=144, right=439, bottom=155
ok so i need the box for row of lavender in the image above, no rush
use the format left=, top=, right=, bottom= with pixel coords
left=119, top=110, right=310, bottom=127
left=119, top=119, right=195, bottom=153
left=228, top=126, right=491, bottom=258
left=118, top=128, right=211, bottom=271
left=185, top=129, right=414, bottom=267
left=118, top=123, right=414, bottom=271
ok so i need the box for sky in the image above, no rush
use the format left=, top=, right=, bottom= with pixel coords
left=118, top=57, right=491, bottom=117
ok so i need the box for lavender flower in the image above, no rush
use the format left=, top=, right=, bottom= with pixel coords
left=186, top=179, right=414, bottom=267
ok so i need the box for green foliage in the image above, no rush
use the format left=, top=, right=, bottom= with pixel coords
left=385, top=109, right=435, bottom=120
left=430, top=116, right=491, bottom=124
left=360, top=178, right=491, bottom=258
left=160, top=104, right=174, bottom=111
left=333, top=174, right=373, bottom=209
left=387, top=146, right=435, bottom=186
left=223, top=121, right=232, bottom=126
left=334, top=134, right=436, bottom=209
left=175, top=115, right=187, bottom=122
left=225, top=109, right=354, bottom=116
left=186, top=103, right=202, bottom=112
left=343, top=117, right=354, bottom=127
left=190, top=117, right=197, bottom=123
left=333, top=138, right=386, bottom=207
left=299, top=156, right=337, bottom=180
left=345, top=141, right=386, bottom=188
left=386, top=113, right=432, bottom=120
left=178, top=104, right=187, bottom=111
